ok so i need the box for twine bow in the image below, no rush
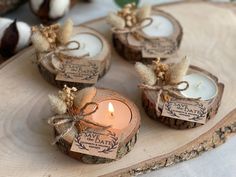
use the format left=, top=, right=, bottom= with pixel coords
left=111, top=17, right=153, bottom=34
left=38, top=40, right=89, bottom=64
left=48, top=102, right=110, bottom=145
left=139, top=81, right=201, bottom=114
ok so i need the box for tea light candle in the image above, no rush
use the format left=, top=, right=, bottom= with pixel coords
left=65, top=33, right=103, bottom=58
left=90, top=100, right=132, bottom=129
left=178, top=73, right=218, bottom=101
left=142, top=15, right=174, bottom=37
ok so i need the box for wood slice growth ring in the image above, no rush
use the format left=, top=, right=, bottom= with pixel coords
left=54, top=88, right=141, bottom=163
left=142, top=65, right=224, bottom=129
left=37, top=26, right=111, bottom=89
left=112, top=9, right=183, bottom=63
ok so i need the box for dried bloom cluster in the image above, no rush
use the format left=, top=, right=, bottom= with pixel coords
left=48, top=85, right=97, bottom=115
left=106, top=3, right=151, bottom=29
left=117, top=3, right=137, bottom=27
left=58, top=85, right=77, bottom=108
left=152, top=58, right=170, bottom=83
left=32, top=24, right=60, bottom=50
left=135, top=57, right=190, bottom=86
left=31, top=19, right=73, bottom=52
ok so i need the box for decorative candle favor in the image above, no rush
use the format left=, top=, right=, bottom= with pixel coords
left=136, top=58, right=224, bottom=129
left=107, top=3, right=182, bottom=63
left=90, top=100, right=131, bottom=129
left=48, top=86, right=141, bottom=163
left=31, top=20, right=111, bottom=89
left=179, top=73, right=218, bottom=101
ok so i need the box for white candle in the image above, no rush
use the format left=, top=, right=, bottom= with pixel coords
left=178, top=73, right=218, bottom=101
left=89, top=100, right=131, bottom=129
left=65, top=33, right=103, bottom=58
left=142, top=15, right=174, bottom=37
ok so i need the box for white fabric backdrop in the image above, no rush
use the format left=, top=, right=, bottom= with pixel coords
left=4, top=0, right=236, bottom=177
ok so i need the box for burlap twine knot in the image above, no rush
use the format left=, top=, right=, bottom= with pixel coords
left=139, top=81, right=201, bottom=114
left=38, top=40, right=89, bottom=64
left=111, top=17, right=153, bottom=35
left=48, top=102, right=111, bottom=145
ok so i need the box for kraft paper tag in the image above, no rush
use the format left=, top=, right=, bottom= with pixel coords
left=56, top=59, right=100, bottom=84
left=161, top=99, right=208, bottom=124
left=141, top=38, right=177, bottom=58
left=70, top=128, right=120, bottom=159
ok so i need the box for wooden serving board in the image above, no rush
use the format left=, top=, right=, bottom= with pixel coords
left=1, top=2, right=236, bottom=177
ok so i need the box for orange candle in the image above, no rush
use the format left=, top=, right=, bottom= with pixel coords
left=90, top=100, right=131, bottom=129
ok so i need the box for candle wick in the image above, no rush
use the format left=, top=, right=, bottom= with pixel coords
left=80, top=43, right=85, bottom=49
left=196, top=82, right=202, bottom=88
left=111, top=112, right=114, bottom=117
left=156, top=22, right=162, bottom=29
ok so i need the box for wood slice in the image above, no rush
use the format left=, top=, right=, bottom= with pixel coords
left=1, top=2, right=236, bottom=177
left=142, top=65, right=224, bottom=129
left=53, top=88, right=141, bottom=163
left=37, top=25, right=111, bottom=89
left=112, top=9, right=183, bottom=63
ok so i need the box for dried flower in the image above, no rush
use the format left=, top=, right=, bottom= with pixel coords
left=74, top=87, right=97, bottom=110
left=117, top=3, right=137, bottom=28
left=31, top=31, right=50, bottom=52
left=58, top=85, right=77, bottom=108
left=57, top=19, right=73, bottom=44
left=32, top=24, right=60, bottom=50
left=48, top=94, right=67, bottom=115
left=152, top=58, right=170, bottom=84
left=137, top=4, right=151, bottom=21
left=106, top=12, right=125, bottom=29
left=169, top=56, right=190, bottom=83
left=135, top=62, right=157, bottom=86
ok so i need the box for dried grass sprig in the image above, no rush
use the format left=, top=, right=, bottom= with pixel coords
left=169, top=56, right=190, bottom=83
left=31, top=31, right=50, bottom=52
left=57, top=19, right=73, bottom=44
left=135, top=62, right=157, bottom=86
left=137, top=4, right=151, bottom=21
left=48, top=95, right=67, bottom=115
left=106, top=12, right=126, bottom=29
left=74, top=87, right=97, bottom=110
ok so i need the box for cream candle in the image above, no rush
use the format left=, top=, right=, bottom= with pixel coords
left=142, top=15, right=174, bottom=37
left=89, top=100, right=132, bottom=129
left=65, top=33, right=103, bottom=58
left=178, top=73, right=218, bottom=101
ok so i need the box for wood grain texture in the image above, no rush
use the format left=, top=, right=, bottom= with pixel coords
left=1, top=2, right=236, bottom=177
left=112, top=9, right=183, bottom=63
left=37, top=26, right=111, bottom=89
left=142, top=65, right=224, bottom=129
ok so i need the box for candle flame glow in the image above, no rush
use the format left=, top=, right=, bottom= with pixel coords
left=108, top=102, right=114, bottom=116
